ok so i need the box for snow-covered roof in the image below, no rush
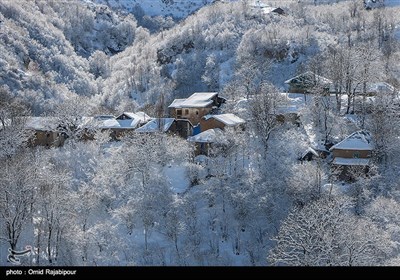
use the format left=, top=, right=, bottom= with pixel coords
left=117, top=112, right=137, bottom=119
left=135, top=118, right=175, bottom=133
left=101, top=118, right=140, bottom=129
left=329, top=131, right=373, bottom=151
left=204, top=113, right=245, bottom=126
left=301, top=147, right=319, bottom=159
left=79, top=117, right=100, bottom=129
left=94, top=115, right=115, bottom=120
left=332, top=157, right=370, bottom=166
left=168, top=99, right=186, bottom=108
left=134, top=111, right=152, bottom=123
left=187, top=128, right=225, bottom=143
left=25, top=117, right=59, bottom=131
left=168, top=92, right=218, bottom=108
left=284, top=71, right=332, bottom=86
left=366, top=82, right=397, bottom=94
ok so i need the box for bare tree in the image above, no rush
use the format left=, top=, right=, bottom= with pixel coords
left=0, top=89, right=31, bottom=159
left=0, top=153, right=36, bottom=251
left=250, top=83, right=282, bottom=155
left=268, top=196, right=390, bottom=266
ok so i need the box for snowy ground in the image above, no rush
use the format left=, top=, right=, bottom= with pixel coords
left=164, top=164, right=190, bottom=194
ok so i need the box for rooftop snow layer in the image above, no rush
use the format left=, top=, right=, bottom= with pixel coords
left=25, top=117, right=59, bottom=131
left=101, top=118, right=140, bottom=129
left=168, top=99, right=186, bottom=108
left=284, top=71, right=332, bottom=86
left=169, top=92, right=218, bottom=108
left=366, top=82, right=396, bottom=93
left=134, top=111, right=152, bottom=123
left=301, top=147, right=319, bottom=159
left=330, top=131, right=373, bottom=151
left=135, top=118, right=175, bottom=133
left=205, top=114, right=245, bottom=126
left=187, top=128, right=225, bottom=143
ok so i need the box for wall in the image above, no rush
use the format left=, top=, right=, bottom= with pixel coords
left=171, top=106, right=212, bottom=125
left=170, top=120, right=193, bottom=138
left=332, top=149, right=372, bottom=159
left=199, top=118, right=226, bottom=132
left=29, top=130, right=64, bottom=147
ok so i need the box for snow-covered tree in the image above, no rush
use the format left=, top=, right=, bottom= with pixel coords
left=268, top=196, right=390, bottom=266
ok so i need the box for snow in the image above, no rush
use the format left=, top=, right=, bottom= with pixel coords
left=205, top=113, right=245, bottom=126
left=330, top=131, right=373, bottom=151
left=284, top=71, right=332, bottom=86
left=187, top=128, right=224, bottom=143
left=118, top=112, right=138, bottom=119
left=25, top=117, right=59, bottom=131
left=276, top=93, right=308, bottom=114
left=168, top=92, right=218, bottom=108
left=117, top=112, right=152, bottom=123
left=168, top=99, right=186, bottom=108
left=135, top=118, right=175, bottom=133
left=395, top=25, right=400, bottom=41
left=301, top=147, right=319, bottom=159
left=101, top=118, right=140, bottom=129
left=321, top=183, right=350, bottom=195
left=366, top=82, right=397, bottom=94
left=164, top=165, right=190, bottom=194
left=93, top=0, right=215, bottom=19
left=134, top=111, right=152, bottom=123
left=219, top=58, right=235, bottom=87
left=332, top=157, right=371, bottom=166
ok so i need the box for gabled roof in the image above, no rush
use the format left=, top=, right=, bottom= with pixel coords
left=187, top=128, right=225, bottom=143
left=117, top=112, right=137, bottom=119
left=135, top=118, right=175, bottom=133
left=204, top=114, right=246, bottom=126
left=285, top=71, right=332, bottom=86
left=134, top=111, right=152, bottom=123
left=168, top=99, right=186, bottom=108
left=301, top=147, right=319, bottom=159
left=101, top=118, right=140, bottom=129
left=115, top=112, right=152, bottom=125
left=329, top=131, right=373, bottom=151
left=168, top=92, right=218, bottom=108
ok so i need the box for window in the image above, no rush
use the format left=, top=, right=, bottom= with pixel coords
left=177, top=109, right=182, bottom=117
left=196, top=110, right=199, bottom=115
left=185, top=109, right=189, bottom=115
left=353, top=152, right=360, bottom=158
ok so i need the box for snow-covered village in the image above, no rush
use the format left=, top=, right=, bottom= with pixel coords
left=1, top=0, right=400, bottom=267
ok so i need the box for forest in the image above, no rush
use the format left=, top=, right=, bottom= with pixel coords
left=1, top=0, right=400, bottom=266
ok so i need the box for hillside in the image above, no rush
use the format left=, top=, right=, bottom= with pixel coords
left=1, top=0, right=400, bottom=268
left=92, top=0, right=216, bottom=18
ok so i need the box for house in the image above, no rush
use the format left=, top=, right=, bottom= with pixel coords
left=136, top=118, right=193, bottom=138
left=187, top=128, right=227, bottom=156
left=86, top=112, right=152, bottom=140
left=284, top=71, right=332, bottom=93
left=329, top=130, right=373, bottom=166
left=199, top=113, right=245, bottom=132
left=116, top=112, right=152, bottom=125
left=299, top=147, right=320, bottom=162
left=168, top=92, right=226, bottom=125
left=78, top=115, right=114, bottom=140
left=360, top=82, right=398, bottom=96
left=271, top=7, right=285, bottom=15
left=25, top=117, right=65, bottom=147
